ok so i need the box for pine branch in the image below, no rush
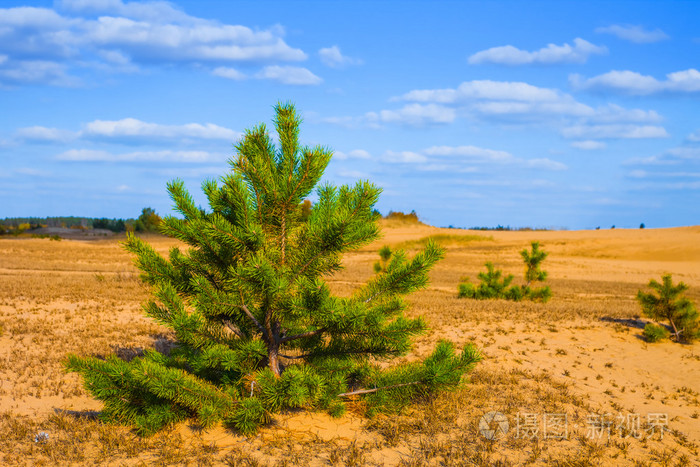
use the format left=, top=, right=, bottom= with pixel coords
left=239, top=301, right=267, bottom=339
left=222, top=319, right=246, bottom=339
left=338, top=381, right=420, bottom=397
left=280, top=327, right=327, bottom=343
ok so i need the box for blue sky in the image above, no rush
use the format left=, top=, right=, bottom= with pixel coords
left=1, top=0, right=699, bottom=229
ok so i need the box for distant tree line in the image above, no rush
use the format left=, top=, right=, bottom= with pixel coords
left=0, top=207, right=162, bottom=235
left=468, top=225, right=551, bottom=231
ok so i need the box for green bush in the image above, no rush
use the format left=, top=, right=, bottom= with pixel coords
left=458, top=262, right=520, bottom=300
left=458, top=242, right=551, bottom=303
left=642, top=323, right=670, bottom=343
left=637, top=274, right=699, bottom=343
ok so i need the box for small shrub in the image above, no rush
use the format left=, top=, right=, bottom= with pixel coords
left=374, top=245, right=392, bottom=273
left=526, top=285, right=552, bottom=303
left=458, top=262, right=520, bottom=300
left=642, top=323, right=669, bottom=343
left=458, top=242, right=551, bottom=303
left=637, top=274, right=699, bottom=343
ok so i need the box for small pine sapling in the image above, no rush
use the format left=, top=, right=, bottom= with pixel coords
left=65, top=103, right=482, bottom=436
left=374, top=245, right=393, bottom=273
left=520, top=241, right=551, bottom=302
left=458, top=242, right=551, bottom=302
left=458, top=262, right=521, bottom=300
left=637, top=274, right=699, bottom=343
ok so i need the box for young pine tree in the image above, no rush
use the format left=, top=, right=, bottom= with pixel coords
left=373, top=245, right=393, bottom=273
left=458, top=242, right=551, bottom=302
left=637, top=274, right=699, bottom=343
left=520, top=241, right=551, bottom=302
left=65, top=103, right=481, bottom=435
left=458, top=262, right=523, bottom=300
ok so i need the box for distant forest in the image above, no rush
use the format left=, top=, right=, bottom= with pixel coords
left=0, top=208, right=162, bottom=235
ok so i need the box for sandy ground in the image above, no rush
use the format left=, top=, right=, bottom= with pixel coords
left=0, top=223, right=698, bottom=465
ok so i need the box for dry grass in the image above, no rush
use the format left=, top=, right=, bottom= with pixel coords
left=0, top=225, right=699, bottom=465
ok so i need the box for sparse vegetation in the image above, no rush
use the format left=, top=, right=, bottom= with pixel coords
left=373, top=245, right=393, bottom=273
left=458, top=241, right=551, bottom=302
left=637, top=274, right=699, bottom=343
left=643, top=323, right=671, bottom=343
left=458, top=261, right=523, bottom=300
left=1, top=221, right=699, bottom=464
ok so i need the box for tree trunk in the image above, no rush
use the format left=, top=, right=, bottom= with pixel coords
left=268, top=343, right=281, bottom=377
left=669, top=319, right=680, bottom=341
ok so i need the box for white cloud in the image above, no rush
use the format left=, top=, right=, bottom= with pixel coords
left=381, top=150, right=427, bottom=164
left=526, top=158, right=567, bottom=171
left=0, top=59, right=80, bottom=87
left=595, top=24, right=669, bottom=43
left=571, top=140, right=606, bottom=150
left=82, top=118, right=240, bottom=141
left=97, top=49, right=131, bottom=65
left=318, top=46, right=362, bottom=68
left=255, top=66, right=322, bottom=85
left=336, top=169, right=370, bottom=178
left=571, top=69, right=700, bottom=95
left=424, top=145, right=513, bottom=163
left=0, top=6, right=71, bottom=29
left=326, top=79, right=661, bottom=135
left=366, top=103, right=457, bottom=127
left=0, top=3, right=308, bottom=86
left=562, top=124, right=669, bottom=139
left=399, top=80, right=564, bottom=103
left=630, top=170, right=700, bottom=179
left=15, top=126, right=76, bottom=143
left=16, top=167, right=51, bottom=177
left=396, top=80, right=593, bottom=120
left=56, top=0, right=191, bottom=23
left=688, top=129, right=700, bottom=142
left=468, top=38, right=606, bottom=65
left=320, top=115, right=361, bottom=129
left=423, top=145, right=566, bottom=170
left=334, top=149, right=371, bottom=160
left=212, top=66, right=246, bottom=80
left=589, top=104, right=662, bottom=123
left=56, top=148, right=219, bottom=162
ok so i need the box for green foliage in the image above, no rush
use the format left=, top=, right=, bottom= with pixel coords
left=93, top=218, right=128, bottom=232
left=394, top=233, right=492, bottom=251
left=66, top=103, right=480, bottom=435
left=374, top=245, right=392, bottom=273
left=642, top=323, right=670, bottom=343
left=458, top=262, right=520, bottom=300
left=526, top=285, right=552, bottom=303
left=521, top=241, right=547, bottom=285
left=135, top=207, right=162, bottom=232
left=362, top=341, right=481, bottom=415
left=458, top=242, right=551, bottom=303
left=637, top=274, right=699, bottom=343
